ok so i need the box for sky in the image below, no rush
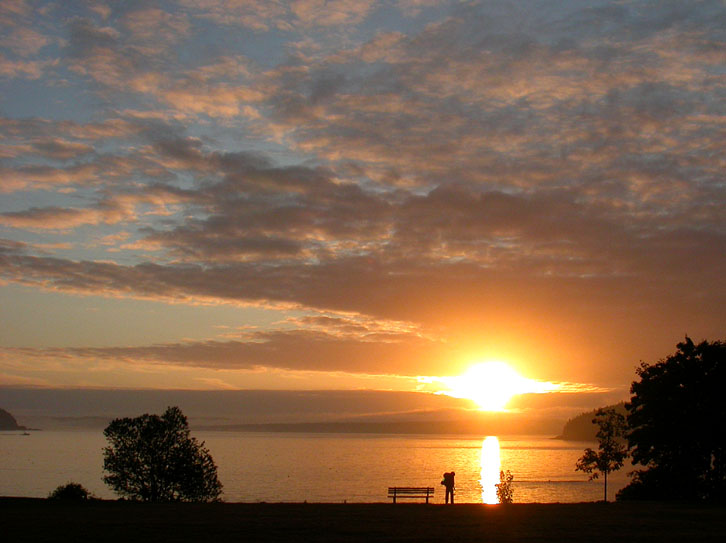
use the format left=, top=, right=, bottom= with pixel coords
left=0, top=0, right=724, bottom=414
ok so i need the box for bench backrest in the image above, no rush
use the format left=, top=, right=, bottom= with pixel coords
left=388, top=487, right=434, bottom=494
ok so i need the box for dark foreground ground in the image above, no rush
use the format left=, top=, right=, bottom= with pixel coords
left=1, top=498, right=725, bottom=542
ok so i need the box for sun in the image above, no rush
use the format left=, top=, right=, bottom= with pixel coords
left=440, top=361, right=554, bottom=411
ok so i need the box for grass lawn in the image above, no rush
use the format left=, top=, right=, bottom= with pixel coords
left=1, top=498, right=725, bottom=542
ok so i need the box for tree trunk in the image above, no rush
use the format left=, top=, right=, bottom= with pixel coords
left=604, top=471, right=608, bottom=502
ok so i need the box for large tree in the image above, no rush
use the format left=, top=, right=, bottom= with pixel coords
left=575, top=407, right=628, bottom=502
left=103, top=406, right=222, bottom=502
left=619, top=338, right=726, bottom=500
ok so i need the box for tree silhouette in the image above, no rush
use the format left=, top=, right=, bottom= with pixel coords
left=103, top=406, right=222, bottom=502
left=575, top=407, right=628, bottom=501
left=619, top=338, right=726, bottom=500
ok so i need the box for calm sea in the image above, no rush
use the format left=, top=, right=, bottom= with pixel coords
left=0, top=431, right=629, bottom=503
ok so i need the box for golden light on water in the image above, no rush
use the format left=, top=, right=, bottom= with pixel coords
left=438, top=361, right=559, bottom=411
left=480, top=436, right=501, bottom=504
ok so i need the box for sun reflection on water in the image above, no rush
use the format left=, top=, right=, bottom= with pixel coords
left=480, top=436, right=501, bottom=504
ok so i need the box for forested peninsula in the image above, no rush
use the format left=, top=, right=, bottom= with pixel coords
left=556, top=403, right=627, bottom=441
left=0, top=408, right=28, bottom=431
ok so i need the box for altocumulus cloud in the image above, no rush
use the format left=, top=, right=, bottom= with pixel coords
left=0, top=0, right=724, bottom=388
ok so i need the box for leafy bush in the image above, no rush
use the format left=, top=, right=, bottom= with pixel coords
left=48, top=482, right=93, bottom=501
left=496, top=470, right=514, bottom=504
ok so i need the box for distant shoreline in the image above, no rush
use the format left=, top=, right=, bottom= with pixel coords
left=2, top=498, right=725, bottom=542
left=1, top=424, right=591, bottom=440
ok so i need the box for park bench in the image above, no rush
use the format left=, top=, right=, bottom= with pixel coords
left=387, top=486, right=435, bottom=504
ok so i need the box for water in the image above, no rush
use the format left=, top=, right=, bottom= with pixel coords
left=0, top=431, right=629, bottom=503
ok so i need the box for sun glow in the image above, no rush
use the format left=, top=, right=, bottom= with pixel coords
left=440, top=361, right=557, bottom=411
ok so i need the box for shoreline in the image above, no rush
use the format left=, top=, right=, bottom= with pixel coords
left=2, top=498, right=725, bottom=542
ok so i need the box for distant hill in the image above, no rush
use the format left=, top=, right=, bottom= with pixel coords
left=198, top=418, right=557, bottom=435
left=0, top=408, right=28, bottom=431
left=555, top=402, right=627, bottom=441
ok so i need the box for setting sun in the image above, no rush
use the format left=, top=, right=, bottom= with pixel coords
left=439, top=361, right=558, bottom=411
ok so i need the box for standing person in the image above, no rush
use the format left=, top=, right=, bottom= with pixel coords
left=442, top=471, right=455, bottom=504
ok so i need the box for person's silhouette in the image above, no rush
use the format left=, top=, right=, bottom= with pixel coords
left=442, top=471, right=455, bottom=504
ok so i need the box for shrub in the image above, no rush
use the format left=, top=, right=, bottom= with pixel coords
left=496, top=470, right=514, bottom=504
left=48, top=482, right=93, bottom=501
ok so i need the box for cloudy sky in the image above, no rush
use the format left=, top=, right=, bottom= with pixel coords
left=0, top=1, right=723, bottom=408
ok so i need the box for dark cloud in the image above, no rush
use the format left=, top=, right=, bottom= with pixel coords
left=58, top=329, right=447, bottom=376
left=0, top=206, right=100, bottom=228
left=32, top=139, right=95, bottom=160
left=67, top=17, right=119, bottom=56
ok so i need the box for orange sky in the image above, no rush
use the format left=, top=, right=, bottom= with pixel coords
left=0, top=1, right=723, bottom=413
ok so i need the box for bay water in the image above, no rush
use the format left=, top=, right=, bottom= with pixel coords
left=0, top=431, right=629, bottom=503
